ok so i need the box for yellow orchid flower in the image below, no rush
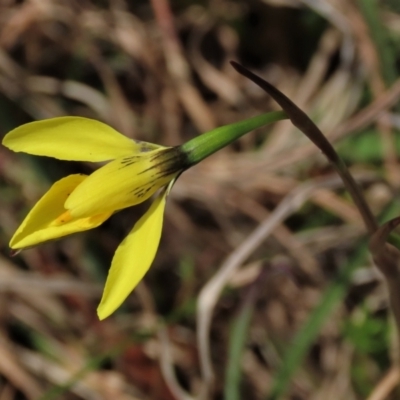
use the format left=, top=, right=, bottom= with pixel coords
left=2, top=111, right=286, bottom=320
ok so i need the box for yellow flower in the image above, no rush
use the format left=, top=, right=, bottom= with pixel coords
left=3, top=117, right=187, bottom=320
left=2, top=110, right=286, bottom=320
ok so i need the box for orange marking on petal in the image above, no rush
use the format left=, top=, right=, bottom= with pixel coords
left=51, top=210, right=73, bottom=226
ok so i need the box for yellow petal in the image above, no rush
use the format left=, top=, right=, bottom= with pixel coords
left=2, top=116, right=160, bottom=162
left=10, top=175, right=112, bottom=249
left=97, top=187, right=168, bottom=320
left=65, top=147, right=182, bottom=218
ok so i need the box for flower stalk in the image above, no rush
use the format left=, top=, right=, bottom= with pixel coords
left=180, top=111, right=287, bottom=166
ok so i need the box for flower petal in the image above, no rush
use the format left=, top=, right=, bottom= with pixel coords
left=2, top=117, right=160, bottom=162
left=10, top=174, right=112, bottom=249
left=65, top=148, right=181, bottom=218
left=97, top=187, right=168, bottom=320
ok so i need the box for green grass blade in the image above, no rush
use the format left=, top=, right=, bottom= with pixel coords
left=358, top=0, right=397, bottom=86
left=266, top=199, right=400, bottom=400
left=225, top=302, right=254, bottom=400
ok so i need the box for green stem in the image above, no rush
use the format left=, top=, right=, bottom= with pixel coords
left=180, top=111, right=287, bottom=166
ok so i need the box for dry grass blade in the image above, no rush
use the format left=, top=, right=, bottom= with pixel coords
left=197, top=174, right=366, bottom=397
left=150, top=0, right=216, bottom=132
left=301, top=0, right=354, bottom=63
left=369, top=218, right=400, bottom=340
left=159, top=328, right=195, bottom=400
left=0, top=338, right=42, bottom=400
left=366, top=366, right=400, bottom=400
left=254, top=76, right=400, bottom=173
left=369, top=217, right=400, bottom=275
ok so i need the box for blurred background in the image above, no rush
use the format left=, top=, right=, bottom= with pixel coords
left=0, top=0, right=400, bottom=399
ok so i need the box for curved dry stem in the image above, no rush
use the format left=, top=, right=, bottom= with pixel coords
left=158, top=327, right=195, bottom=400
left=230, top=61, right=378, bottom=235
left=229, top=62, right=400, bottom=395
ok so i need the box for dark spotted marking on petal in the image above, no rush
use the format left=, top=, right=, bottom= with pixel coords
left=139, top=149, right=187, bottom=176
left=132, top=183, right=156, bottom=198
left=132, top=139, right=160, bottom=153
left=149, top=149, right=170, bottom=162
left=131, top=181, right=157, bottom=195
left=119, top=155, right=142, bottom=169
left=120, top=155, right=140, bottom=163
left=140, top=143, right=159, bottom=152
left=119, top=160, right=136, bottom=168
